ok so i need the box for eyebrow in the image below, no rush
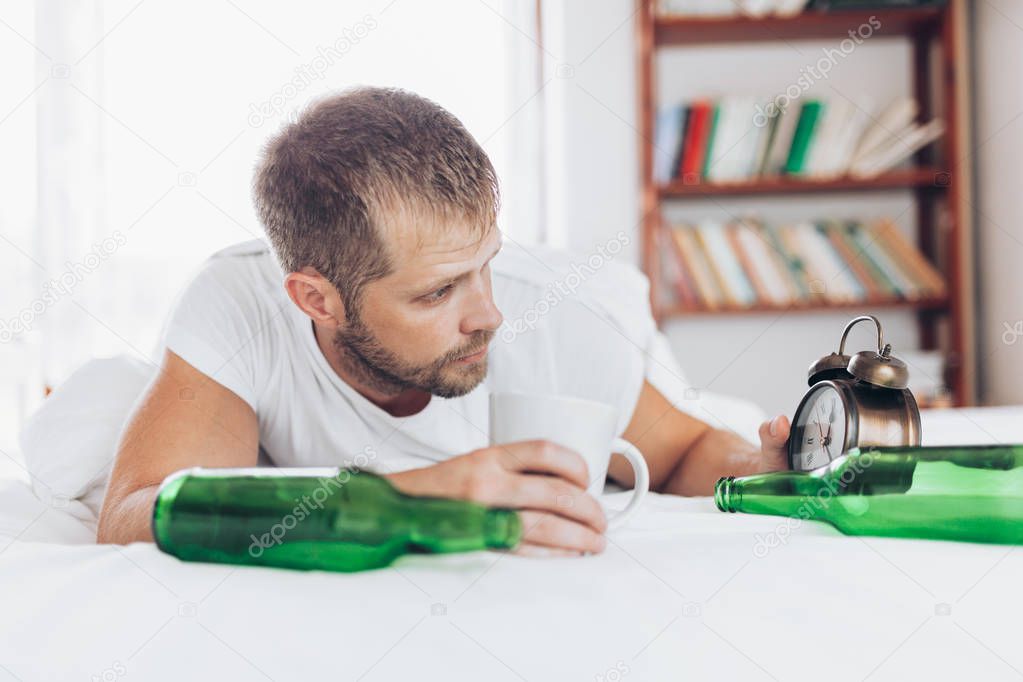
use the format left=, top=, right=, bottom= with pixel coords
left=412, top=240, right=504, bottom=295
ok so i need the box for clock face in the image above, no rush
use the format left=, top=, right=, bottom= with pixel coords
left=790, top=383, right=849, bottom=471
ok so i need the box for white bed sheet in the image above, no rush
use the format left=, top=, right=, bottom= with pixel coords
left=2, top=406, right=1022, bottom=681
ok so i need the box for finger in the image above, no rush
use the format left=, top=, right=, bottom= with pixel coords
left=511, top=475, right=607, bottom=532
left=759, top=415, right=790, bottom=445
left=512, top=543, right=585, bottom=558
left=518, top=510, right=607, bottom=554
left=497, top=440, right=590, bottom=490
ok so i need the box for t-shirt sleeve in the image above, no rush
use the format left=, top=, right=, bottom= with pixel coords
left=156, top=258, right=267, bottom=412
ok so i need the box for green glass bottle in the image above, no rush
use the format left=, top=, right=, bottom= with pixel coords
left=715, top=444, right=1023, bottom=545
left=152, top=467, right=521, bottom=572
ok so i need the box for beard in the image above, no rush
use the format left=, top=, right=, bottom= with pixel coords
left=331, top=313, right=493, bottom=399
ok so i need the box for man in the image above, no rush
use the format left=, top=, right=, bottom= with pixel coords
left=98, top=87, right=792, bottom=556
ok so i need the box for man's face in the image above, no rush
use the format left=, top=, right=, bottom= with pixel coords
left=332, top=221, right=504, bottom=399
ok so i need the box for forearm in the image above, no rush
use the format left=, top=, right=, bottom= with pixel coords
left=96, top=485, right=160, bottom=544
left=660, top=428, right=765, bottom=496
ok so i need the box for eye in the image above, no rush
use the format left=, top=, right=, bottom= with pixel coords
left=422, top=283, right=454, bottom=304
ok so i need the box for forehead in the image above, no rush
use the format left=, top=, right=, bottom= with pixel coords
left=382, top=213, right=498, bottom=271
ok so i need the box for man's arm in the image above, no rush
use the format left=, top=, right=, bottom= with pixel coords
left=610, top=380, right=790, bottom=496
left=97, top=350, right=261, bottom=544
left=100, top=352, right=610, bottom=554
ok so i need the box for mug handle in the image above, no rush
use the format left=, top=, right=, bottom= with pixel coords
left=607, top=437, right=650, bottom=530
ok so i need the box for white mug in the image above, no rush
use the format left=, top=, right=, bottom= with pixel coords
left=488, top=391, right=650, bottom=529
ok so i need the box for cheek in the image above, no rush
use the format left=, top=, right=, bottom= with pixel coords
left=372, top=304, right=461, bottom=361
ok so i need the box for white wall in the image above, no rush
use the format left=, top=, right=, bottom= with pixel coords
left=543, top=0, right=928, bottom=418
left=974, top=0, right=1023, bottom=405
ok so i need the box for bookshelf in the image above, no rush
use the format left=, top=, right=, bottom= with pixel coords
left=636, top=0, right=975, bottom=405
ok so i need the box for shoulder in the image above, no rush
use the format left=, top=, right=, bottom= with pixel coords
left=191, top=238, right=284, bottom=293
left=176, top=239, right=289, bottom=320
left=491, top=238, right=654, bottom=341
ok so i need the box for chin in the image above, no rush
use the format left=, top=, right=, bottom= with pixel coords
left=433, top=362, right=488, bottom=398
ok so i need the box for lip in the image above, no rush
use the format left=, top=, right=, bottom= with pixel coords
left=456, top=347, right=488, bottom=363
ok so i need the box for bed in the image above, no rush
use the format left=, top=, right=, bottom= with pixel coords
left=2, top=360, right=1022, bottom=680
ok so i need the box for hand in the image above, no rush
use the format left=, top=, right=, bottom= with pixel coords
left=384, top=440, right=608, bottom=556
left=756, top=414, right=791, bottom=473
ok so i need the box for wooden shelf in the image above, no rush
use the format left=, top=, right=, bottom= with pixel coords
left=660, top=295, right=949, bottom=319
left=637, top=0, right=975, bottom=404
left=654, top=7, right=942, bottom=45
left=658, top=167, right=947, bottom=198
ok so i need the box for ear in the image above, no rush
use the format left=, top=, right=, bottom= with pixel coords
left=284, top=267, right=346, bottom=327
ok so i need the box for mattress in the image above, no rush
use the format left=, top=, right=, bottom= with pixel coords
left=1, top=406, right=1022, bottom=681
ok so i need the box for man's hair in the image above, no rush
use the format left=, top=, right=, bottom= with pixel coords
left=252, top=86, right=500, bottom=313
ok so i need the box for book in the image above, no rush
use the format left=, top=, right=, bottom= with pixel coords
left=753, top=106, right=782, bottom=176
left=671, top=225, right=724, bottom=307
left=660, top=95, right=941, bottom=183
left=733, top=220, right=793, bottom=304
left=706, top=97, right=759, bottom=182
left=662, top=215, right=946, bottom=309
left=777, top=224, right=829, bottom=299
left=727, top=222, right=772, bottom=303
left=805, top=98, right=855, bottom=178
left=660, top=223, right=700, bottom=306
left=845, top=221, right=916, bottom=298
left=700, top=104, right=722, bottom=177
left=842, top=222, right=904, bottom=297
left=761, top=222, right=814, bottom=299
left=753, top=221, right=806, bottom=302
left=696, top=220, right=758, bottom=305
left=679, top=100, right=713, bottom=180
left=811, top=221, right=866, bottom=300
left=850, top=119, right=946, bottom=178
left=870, top=220, right=946, bottom=297
left=763, top=103, right=801, bottom=176
left=851, top=96, right=919, bottom=166
left=653, top=106, right=686, bottom=182
left=826, top=223, right=888, bottom=299
left=785, top=100, right=824, bottom=174
left=673, top=105, right=692, bottom=177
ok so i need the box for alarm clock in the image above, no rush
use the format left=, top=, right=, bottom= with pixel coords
left=788, top=314, right=922, bottom=471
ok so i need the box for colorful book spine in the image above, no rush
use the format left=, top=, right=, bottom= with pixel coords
left=839, top=222, right=902, bottom=297
left=660, top=223, right=699, bottom=306
left=870, top=220, right=947, bottom=298
left=846, top=221, right=917, bottom=299
left=700, top=104, right=721, bottom=178
left=660, top=217, right=947, bottom=309
left=696, top=221, right=757, bottom=306
left=679, top=101, right=712, bottom=180
left=785, top=100, right=824, bottom=175
left=670, top=225, right=723, bottom=308
left=825, top=224, right=886, bottom=299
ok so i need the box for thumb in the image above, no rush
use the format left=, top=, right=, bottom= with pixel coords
left=762, top=414, right=790, bottom=443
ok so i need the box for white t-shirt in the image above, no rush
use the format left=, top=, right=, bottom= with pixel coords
left=154, top=238, right=677, bottom=475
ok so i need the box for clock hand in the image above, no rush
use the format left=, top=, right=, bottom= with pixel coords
left=814, top=404, right=826, bottom=438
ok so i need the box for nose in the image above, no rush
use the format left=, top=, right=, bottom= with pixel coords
left=461, top=276, right=503, bottom=335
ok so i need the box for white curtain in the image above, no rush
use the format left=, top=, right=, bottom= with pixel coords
left=4, top=0, right=551, bottom=457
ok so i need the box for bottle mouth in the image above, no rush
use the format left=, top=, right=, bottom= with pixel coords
left=484, top=509, right=522, bottom=549
left=714, top=476, right=738, bottom=513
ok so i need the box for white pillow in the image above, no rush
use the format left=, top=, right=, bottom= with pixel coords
left=19, top=355, right=156, bottom=519
left=17, top=344, right=767, bottom=528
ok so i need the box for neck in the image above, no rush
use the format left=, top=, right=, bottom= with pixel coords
left=312, top=321, right=431, bottom=417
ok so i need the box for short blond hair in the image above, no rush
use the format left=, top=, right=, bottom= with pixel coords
left=253, top=86, right=500, bottom=312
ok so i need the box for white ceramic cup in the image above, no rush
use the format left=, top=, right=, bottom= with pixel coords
left=488, top=391, right=650, bottom=529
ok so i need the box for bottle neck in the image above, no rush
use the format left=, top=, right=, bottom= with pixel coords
left=714, top=452, right=920, bottom=516
left=403, top=497, right=521, bottom=551
left=714, top=469, right=829, bottom=516
left=481, top=509, right=522, bottom=549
